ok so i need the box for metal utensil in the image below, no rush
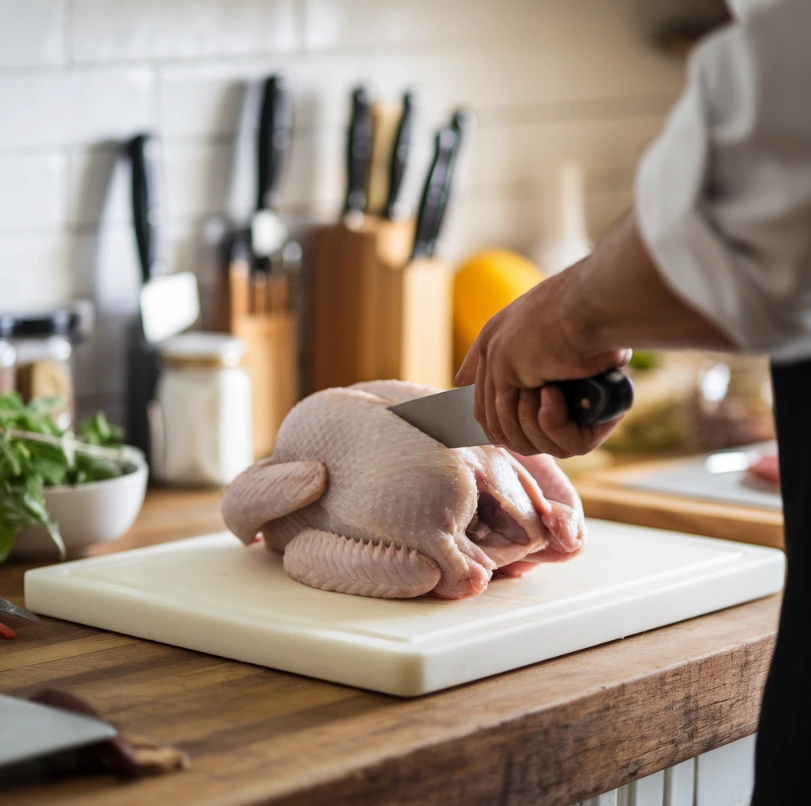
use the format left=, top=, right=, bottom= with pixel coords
left=410, top=126, right=458, bottom=260
left=0, top=596, right=41, bottom=625
left=128, top=134, right=200, bottom=345
left=0, top=695, right=117, bottom=769
left=251, top=74, right=293, bottom=268
left=389, top=371, right=634, bottom=448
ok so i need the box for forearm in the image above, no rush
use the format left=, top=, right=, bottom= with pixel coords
left=561, top=212, right=736, bottom=359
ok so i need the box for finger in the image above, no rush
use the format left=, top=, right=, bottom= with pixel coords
left=454, top=337, right=481, bottom=386
left=616, top=348, right=633, bottom=368
left=516, top=388, right=563, bottom=457
left=496, top=387, right=536, bottom=455
left=473, top=358, right=487, bottom=430
left=484, top=373, right=507, bottom=446
left=537, top=386, right=600, bottom=458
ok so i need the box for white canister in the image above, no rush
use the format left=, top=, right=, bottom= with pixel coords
left=154, top=333, right=253, bottom=487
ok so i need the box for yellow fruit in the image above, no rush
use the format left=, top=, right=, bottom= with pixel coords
left=453, top=249, right=544, bottom=371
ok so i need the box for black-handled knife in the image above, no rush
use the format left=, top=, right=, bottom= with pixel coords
left=256, top=74, right=292, bottom=213
left=383, top=91, right=415, bottom=221
left=252, top=74, right=292, bottom=268
left=425, top=107, right=475, bottom=255
left=343, top=85, right=374, bottom=217
left=410, top=126, right=458, bottom=260
left=127, top=134, right=164, bottom=283
left=554, top=370, right=635, bottom=426
left=388, top=370, right=634, bottom=448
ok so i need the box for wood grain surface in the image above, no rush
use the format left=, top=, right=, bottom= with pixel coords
left=576, top=458, right=784, bottom=549
left=0, top=489, right=780, bottom=806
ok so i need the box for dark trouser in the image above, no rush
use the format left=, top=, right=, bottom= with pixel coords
left=751, top=359, right=811, bottom=804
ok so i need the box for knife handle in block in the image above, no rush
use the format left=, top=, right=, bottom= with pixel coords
left=554, top=370, right=634, bottom=427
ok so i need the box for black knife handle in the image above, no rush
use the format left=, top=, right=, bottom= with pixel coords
left=411, top=126, right=458, bottom=260
left=384, top=91, right=415, bottom=220
left=127, top=133, right=163, bottom=283
left=256, top=74, right=292, bottom=212
left=553, top=369, right=634, bottom=426
left=344, top=86, right=374, bottom=216
left=426, top=107, right=475, bottom=254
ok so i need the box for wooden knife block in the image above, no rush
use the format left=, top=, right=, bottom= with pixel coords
left=309, top=219, right=453, bottom=392
left=218, top=262, right=298, bottom=460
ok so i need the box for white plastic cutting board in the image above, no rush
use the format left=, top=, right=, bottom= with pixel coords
left=24, top=520, right=785, bottom=697
left=624, top=443, right=782, bottom=511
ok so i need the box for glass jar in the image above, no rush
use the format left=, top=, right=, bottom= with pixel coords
left=686, top=353, right=775, bottom=451
left=0, top=339, right=15, bottom=394
left=152, top=333, right=252, bottom=487
left=0, top=310, right=80, bottom=430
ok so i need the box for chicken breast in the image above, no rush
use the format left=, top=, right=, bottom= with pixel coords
left=221, top=380, right=586, bottom=599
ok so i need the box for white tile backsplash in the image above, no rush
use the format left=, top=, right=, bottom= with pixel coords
left=0, top=68, right=154, bottom=149
left=70, top=0, right=302, bottom=64
left=0, top=232, right=73, bottom=311
left=0, top=152, right=67, bottom=231
left=0, top=0, right=65, bottom=68
left=0, top=0, right=684, bottom=411
left=67, top=145, right=132, bottom=228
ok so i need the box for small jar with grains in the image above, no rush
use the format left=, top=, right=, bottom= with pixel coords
left=0, top=310, right=80, bottom=430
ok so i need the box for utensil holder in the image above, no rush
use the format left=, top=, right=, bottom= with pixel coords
left=309, top=218, right=453, bottom=393
left=217, top=258, right=298, bottom=459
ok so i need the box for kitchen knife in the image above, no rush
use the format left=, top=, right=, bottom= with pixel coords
left=410, top=126, right=459, bottom=260
left=383, top=91, right=415, bottom=221
left=365, top=99, right=402, bottom=216
left=128, top=134, right=199, bottom=345
left=0, top=596, right=41, bottom=624
left=426, top=107, right=475, bottom=253
left=0, top=694, right=117, bottom=769
left=252, top=74, right=293, bottom=269
left=343, top=85, right=374, bottom=221
left=388, top=370, right=634, bottom=448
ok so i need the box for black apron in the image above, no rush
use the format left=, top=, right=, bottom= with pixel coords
left=751, top=359, right=811, bottom=804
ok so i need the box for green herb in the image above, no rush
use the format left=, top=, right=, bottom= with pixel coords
left=628, top=350, right=660, bottom=371
left=0, top=394, right=133, bottom=562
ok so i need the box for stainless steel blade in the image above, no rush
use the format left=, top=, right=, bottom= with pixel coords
left=388, top=385, right=490, bottom=448
left=0, top=596, right=41, bottom=625
left=0, top=695, right=117, bottom=768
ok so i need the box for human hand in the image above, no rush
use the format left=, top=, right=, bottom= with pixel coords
left=454, top=260, right=630, bottom=458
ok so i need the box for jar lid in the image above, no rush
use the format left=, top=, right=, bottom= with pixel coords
left=160, top=332, right=246, bottom=368
left=0, top=309, right=81, bottom=339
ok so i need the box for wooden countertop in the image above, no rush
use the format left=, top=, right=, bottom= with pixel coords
left=0, top=489, right=780, bottom=806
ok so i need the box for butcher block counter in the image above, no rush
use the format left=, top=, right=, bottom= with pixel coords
left=0, top=489, right=781, bottom=806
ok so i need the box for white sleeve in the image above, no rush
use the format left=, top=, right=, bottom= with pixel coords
left=635, top=0, right=811, bottom=362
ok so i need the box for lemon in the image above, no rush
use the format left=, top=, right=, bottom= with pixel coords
left=453, top=249, right=544, bottom=371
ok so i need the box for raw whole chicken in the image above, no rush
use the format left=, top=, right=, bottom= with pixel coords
left=221, top=380, right=586, bottom=599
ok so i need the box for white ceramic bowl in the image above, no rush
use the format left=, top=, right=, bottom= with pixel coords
left=10, top=450, right=149, bottom=562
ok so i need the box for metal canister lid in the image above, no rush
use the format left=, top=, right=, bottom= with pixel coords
left=0, top=309, right=81, bottom=339
left=160, top=332, right=246, bottom=369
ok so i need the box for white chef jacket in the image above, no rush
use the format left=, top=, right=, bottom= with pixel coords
left=635, top=0, right=811, bottom=361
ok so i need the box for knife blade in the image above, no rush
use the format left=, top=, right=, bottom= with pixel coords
left=383, top=91, right=415, bottom=221
left=388, top=370, right=634, bottom=448
left=0, top=596, right=41, bottom=624
left=252, top=74, right=292, bottom=269
left=0, top=695, right=117, bottom=769
left=410, top=126, right=459, bottom=260
left=343, top=85, right=374, bottom=221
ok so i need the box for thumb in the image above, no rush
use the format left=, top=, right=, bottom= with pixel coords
left=454, top=339, right=480, bottom=386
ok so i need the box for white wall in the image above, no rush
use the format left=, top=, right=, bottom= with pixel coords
left=0, top=0, right=685, bottom=421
